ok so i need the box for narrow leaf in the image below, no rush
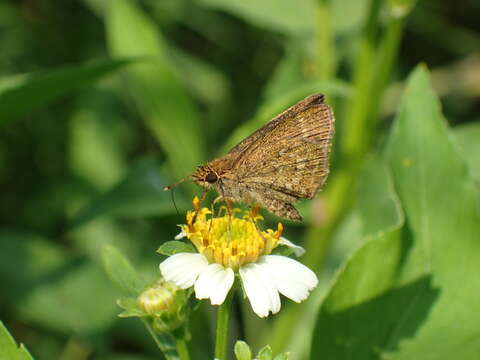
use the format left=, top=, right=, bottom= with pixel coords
left=157, top=241, right=196, bottom=256
left=102, top=245, right=145, bottom=295
left=106, top=0, right=205, bottom=180
left=0, top=59, right=133, bottom=124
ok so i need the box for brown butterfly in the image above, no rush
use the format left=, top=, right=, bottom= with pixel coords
left=165, top=94, right=335, bottom=221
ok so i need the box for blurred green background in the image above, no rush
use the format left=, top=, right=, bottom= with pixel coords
left=1, top=0, right=479, bottom=359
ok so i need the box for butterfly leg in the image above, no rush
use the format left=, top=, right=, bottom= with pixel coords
left=208, top=200, right=216, bottom=235
left=248, top=205, right=267, bottom=243
left=212, top=196, right=235, bottom=241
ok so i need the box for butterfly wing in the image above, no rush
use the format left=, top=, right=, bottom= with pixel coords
left=233, top=94, right=334, bottom=200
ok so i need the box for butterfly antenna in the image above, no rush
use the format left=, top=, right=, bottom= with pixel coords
left=163, top=176, right=191, bottom=191
left=170, top=188, right=180, bottom=217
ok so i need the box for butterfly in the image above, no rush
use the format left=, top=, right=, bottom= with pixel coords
left=166, top=94, right=335, bottom=221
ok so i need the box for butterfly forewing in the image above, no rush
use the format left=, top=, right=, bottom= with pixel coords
left=192, top=93, right=335, bottom=221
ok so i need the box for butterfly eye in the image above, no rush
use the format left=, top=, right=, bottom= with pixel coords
left=205, top=172, right=218, bottom=183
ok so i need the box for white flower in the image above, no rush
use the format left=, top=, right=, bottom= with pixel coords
left=161, top=252, right=317, bottom=318
left=159, top=198, right=318, bottom=318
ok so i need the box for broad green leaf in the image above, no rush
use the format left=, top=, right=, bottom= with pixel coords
left=102, top=245, right=146, bottom=295
left=312, top=65, right=480, bottom=359
left=157, top=241, right=196, bottom=256
left=0, top=322, right=34, bottom=360
left=196, top=0, right=316, bottom=35
left=356, top=155, right=404, bottom=239
left=106, top=0, right=204, bottom=180
left=453, top=122, right=480, bottom=184
left=71, top=157, right=188, bottom=228
left=383, top=66, right=480, bottom=358
left=0, top=59, right=133, bottom=125
left=312, top=230, right=439, bottom=359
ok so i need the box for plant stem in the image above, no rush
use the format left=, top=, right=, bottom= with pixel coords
left=316, top=0, right=336, bottom=82
left=342, top=0, right=382, bottom=161
left=215, top=290, right=234, bottom=360
left=141, top=319, right=178, bottom=360
left=176, top=338, right=191, bottom=360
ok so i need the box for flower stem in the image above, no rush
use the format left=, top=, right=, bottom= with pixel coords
left=214, top=290, right=234, bottom=360
left=141, top=319, right=178, bottom=360
left=176, top=338, right=190, bottom=360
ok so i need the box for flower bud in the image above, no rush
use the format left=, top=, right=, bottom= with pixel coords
left=137, top=280, right=178, bottom=314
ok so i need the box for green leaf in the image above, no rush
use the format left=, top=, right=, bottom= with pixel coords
left=0, top=322, right=34, bottom=360
left=0, top=58, right=133, bottom=125
left=356, top=154, right=404, bottom=239
left=384, top=65, right=480, bottom=358
left=117, top=297, right=145, bottom=318
left=102, top=245, right=146, bottom=295
left=312, top=230, right=439, bottom=359
left=234, top=340, right=252, bottom=360
left=273, top=354, right=289, bottom=360
left=71, top=157, right=188, bottom=228
left=157, top=241, right=196, bottom=256
left=453, top=122, right=480, bottom=184
left=197, top=0, right=316, bottom=35
left=106, top=0, right=205, bottom=180
left=256, top=345, right=273, bottom=360
left=387, top=0, right=418, bottom=18
left=312, top=65, right=480, bottom=359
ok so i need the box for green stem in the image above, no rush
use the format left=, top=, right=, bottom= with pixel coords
left=342, top=0, right=382, bottom=161
left=176, top=338, right=191, bottom=360
left=316, top=0, right=336, bottom=82
left=369, top=14, right=407, bottom=123
left=141, top=319, right=177, bottom=360
left=215, top=290, right=234, bottom=360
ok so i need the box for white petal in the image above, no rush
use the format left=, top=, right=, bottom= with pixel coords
left=258, top=255, right=318, bottom=303
left=278, top=237, right=305, bottom=257
left=160, top=253, right=208, bottom=289
left=239, top=263, right=280, bottom=318
left=174, top=230, right=186, bottom=240
left=194, top=264, right=234, bottom=305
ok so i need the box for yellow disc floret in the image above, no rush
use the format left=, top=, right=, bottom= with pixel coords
left=180, top=197, right=284, bottom=270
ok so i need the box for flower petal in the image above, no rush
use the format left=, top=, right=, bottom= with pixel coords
left=160, top=253, right=208, bottom=289
left=258, top=255, right=318, bottom=302
left=239, top=263, right=280, bottom=318
left=194, top=264, right=234, bottom=305
left=174, top=230, right=187, bottom=240
left=278, top=237, right=305, bottom=257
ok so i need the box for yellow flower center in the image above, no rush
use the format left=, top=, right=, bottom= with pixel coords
left=180, top=197, right=283, bottom=269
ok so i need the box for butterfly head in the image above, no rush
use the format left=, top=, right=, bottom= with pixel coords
left=193, top=165, right=220, bottom=189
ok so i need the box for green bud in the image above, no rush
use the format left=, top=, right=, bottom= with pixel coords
left=234, top=340, right=252, bottom=360
left=137, top=280, right=178, bottom=314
